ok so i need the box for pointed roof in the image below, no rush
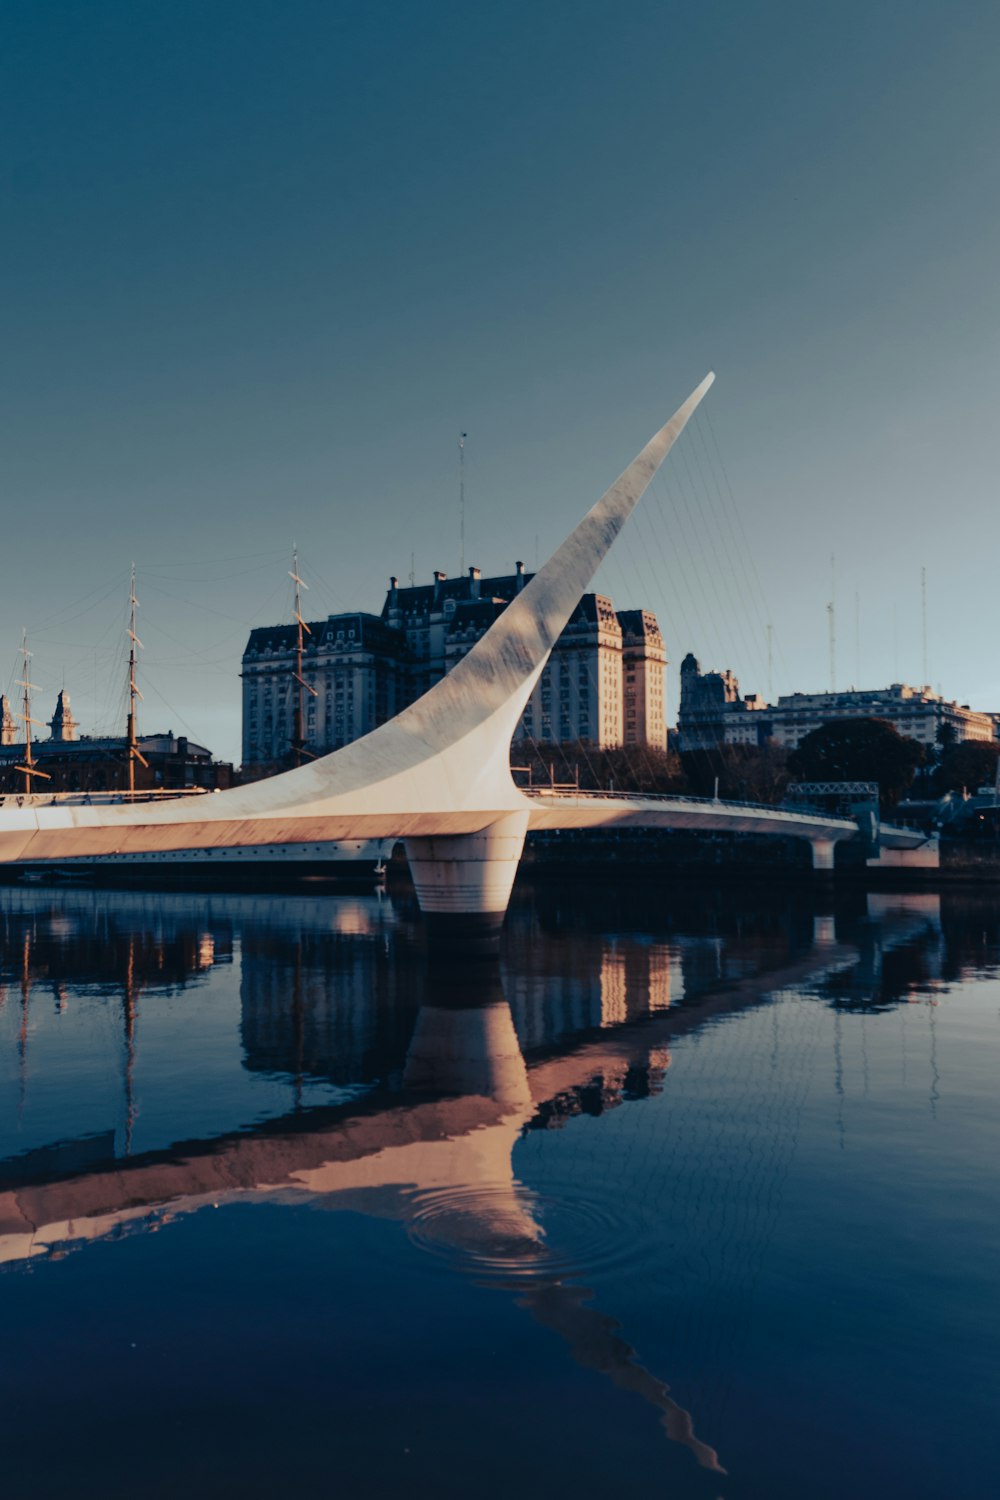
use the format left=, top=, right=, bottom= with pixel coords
left=49, top=689, right=79, bottom=742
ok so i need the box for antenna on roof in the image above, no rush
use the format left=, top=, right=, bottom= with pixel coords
left=921, top=566, right=928, bottom=686
left=827, top=553, right=836, bottom=693
left=458, top=432, right=467, bottom=575
left=854, top=590, right=860, bottom=688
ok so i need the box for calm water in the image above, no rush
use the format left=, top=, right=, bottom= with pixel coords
left=1, top=879, right=998, bottom=1498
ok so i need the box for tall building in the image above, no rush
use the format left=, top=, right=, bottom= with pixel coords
left=0, top=696, right=15, bottom=747
left=520, top=593, right=624, bottom=747
left=619, top=610, right=668, bottom=749
left=242, top=613, right=405, bottom=767
left=677, top=654, right=767, bottom=751
left=677, top=654, right=997, bottom=752
left=241, top=565, right=668, bottom=767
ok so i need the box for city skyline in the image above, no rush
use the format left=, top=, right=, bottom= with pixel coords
left=3, top=0, right=998, bottom=765
left=4, top=528, right=994, bottom=771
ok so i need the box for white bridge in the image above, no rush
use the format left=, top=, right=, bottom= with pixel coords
left=0, top=374, right=927, bottom=924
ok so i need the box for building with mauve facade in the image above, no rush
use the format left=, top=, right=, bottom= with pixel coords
left=241, top=565, right=668, bottom=769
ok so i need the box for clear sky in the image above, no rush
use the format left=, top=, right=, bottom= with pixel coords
left=2, top=0, right=998, bottom=763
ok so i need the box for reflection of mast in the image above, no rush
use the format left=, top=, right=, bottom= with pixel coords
left=15, top=633, right=49, bottom=795
left=291, top=941, right=304, bottom=1110
left=123, top=934, right=139, bottom=1154
left=289, top=551, right=316, bottom=766
left=126, top=565, right=148, bottom=795
left=18, top=926, right=32, bottom=1116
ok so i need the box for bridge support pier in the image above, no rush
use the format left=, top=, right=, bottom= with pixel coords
left=405, top=812, right=529, bottom=940
left=809, top=838, right=837, bottom=872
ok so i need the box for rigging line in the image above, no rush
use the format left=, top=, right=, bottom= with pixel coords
left=677, top=433, right=769, bottom=686
left=24, top=567, right=132, bottom=638
left=140, top=656, right=238, bottom=677
left=670, top=447, right=761, bottom=682
left=586, top=550, right=667, bottom=788
left=137, top=545, right=289, bottom=570
left=652, top=467, right=737, bottom=671
left=604, top=522, right=678, bottom=783
left=692, top=407, right=772, bottom=649
left=685, top=414, right=763, bottom=661
left=141, top=557, right=288, bottom=586
left=294, top=561, right=346, bottom=618
left=642, top=482, right=730, bottom=671
left=700, top=405, right=775, bottom=630
left=146, top=607, right=281, bottom=668
left=623, top=476, right=688, bottom=630
left=634, top=496, right=751, bottom=792
left=298, top=557, right=371, bottom=618
left=701, top=407, right=789, bottom=687
left=624, top=504, right=690, bottom=654
left=674, top=440, right=766, bottom=686
left=137, top=673, right=202, bottom=742
left=647, top=464, right=733, bottom=668
left=688, top=413, right=770, bottom=682
left=139, top=579, right=260, bottom=625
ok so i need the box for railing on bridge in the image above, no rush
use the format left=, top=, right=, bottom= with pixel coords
left=0, top=787, right=211, bottom=811
left=521, top=787, right=850, bottom=821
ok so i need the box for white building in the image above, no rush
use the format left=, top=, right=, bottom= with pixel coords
left=677, top=654, right=997, bottom=754
left=768, top=684, right=996, bottom=750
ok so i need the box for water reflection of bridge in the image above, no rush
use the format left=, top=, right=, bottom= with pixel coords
left=0, top=885, right=978, bottom=1101
left=1, top=886, right=975, bottom=1469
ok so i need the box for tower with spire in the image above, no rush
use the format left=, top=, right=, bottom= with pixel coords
left=0, top=695, right=15, bottom=746
left=49, top=689, right=79, bottom=743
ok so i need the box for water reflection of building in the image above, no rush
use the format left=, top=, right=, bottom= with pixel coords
left=0, top=952, right=730, bottom=1473
left=11, top=886, right=1000, bottom=1476
left=502, top=930, right=678, bottom=1052
left=0, top=895, right=231, bottom=995
left=238, top=928, right=412, bottom=1089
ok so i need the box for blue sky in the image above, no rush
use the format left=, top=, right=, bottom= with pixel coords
left=2, top=0, right=998, bottom=762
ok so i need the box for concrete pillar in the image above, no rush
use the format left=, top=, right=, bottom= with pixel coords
left=404, top=1001, right=531, bottom=1108
left=809, top=837, right=837, bottom=871
left=405, top=811, right=529, bottom=937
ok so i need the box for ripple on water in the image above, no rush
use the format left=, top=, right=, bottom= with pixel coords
left=404, top=1181, right=649, bottom=1283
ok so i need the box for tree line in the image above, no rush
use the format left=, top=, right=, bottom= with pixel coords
left=511, top=718, right=1000, bottom=811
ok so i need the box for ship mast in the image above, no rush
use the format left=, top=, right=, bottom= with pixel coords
left=126, top=564, right=148, bottom=795
left=15, top=632, right=49, bottom=794
left=289, top=549, right=316, bottom=765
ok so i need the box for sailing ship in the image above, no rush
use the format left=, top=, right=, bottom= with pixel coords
left=0, top=565, right=387, bottom=885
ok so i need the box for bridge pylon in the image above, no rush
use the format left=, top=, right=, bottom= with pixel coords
left=405, top=811, right=530, bottom=938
